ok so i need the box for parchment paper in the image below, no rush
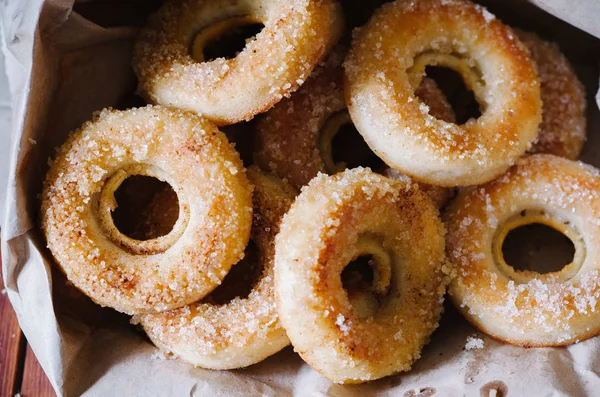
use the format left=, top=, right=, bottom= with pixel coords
left=2, top=0, right=600, bottom=396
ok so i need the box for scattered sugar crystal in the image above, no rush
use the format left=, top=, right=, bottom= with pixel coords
left=481, top=8, right=495, bottom=23
left=336, top=314, right=350, bottom=332
left=151, top=349, right=168, bottom=360
left=465, top=335, right=484, bottom=351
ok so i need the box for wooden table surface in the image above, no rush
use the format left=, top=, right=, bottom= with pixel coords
left=1, top=255, right=56, bottom=397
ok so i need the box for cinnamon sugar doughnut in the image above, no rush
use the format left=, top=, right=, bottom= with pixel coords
left=516, top=30, right=587, bottom=159
left=133, top=0, right=344, bottom=126
left=254, top=52, right=454, bottom=207
left=275, top=168, right=449, bottom=383
left=140, top=167, right=294, bottom=369
left=344, top=0, right=542, bottom=187
left=41, top=106, right=253, bottom=314
left=253, top=51, right=346, bottom=188
left=446, top=154, right=600, bottom=346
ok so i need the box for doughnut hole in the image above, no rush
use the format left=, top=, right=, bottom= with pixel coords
left=424, top=65, right=481, bottom=124
left=502, top=223, right=575, bottom=274
left=204, top=239, right=263, bottom=305
left=493, top=209, right=584, bottom=283
left=319, top=110, right=384, bottom=173
left=111, top=175, right=179, bottom=241
left=341, top=237, right=392, bottom=319
left=191, top=16, right=265, bottom=62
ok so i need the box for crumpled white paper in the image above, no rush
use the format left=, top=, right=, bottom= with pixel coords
left=2, top=0, right=600, bottom=396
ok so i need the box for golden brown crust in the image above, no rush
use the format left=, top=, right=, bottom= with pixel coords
left=516, top=30, right=587, bottom=159
left=140, top=167, right=295, bottom=369
left=446, top=154, right=600, bottom=346
left=275, top=168, right=449, bottom=383
left=41, top=106, right=253, bottom=315
left=254, top=50, right=346, bottom=188
left=344, top=0, right=542, bottom=187
left=254, top=49, right=455, bottom=206
left=133, top=0, right=344, bottom=126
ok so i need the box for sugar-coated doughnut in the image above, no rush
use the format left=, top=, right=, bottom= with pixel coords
left=254, top=51, right=454, bottom=207
left=133, top=0, right=344, bottom=126
left=275, top=168, right=449, bottom=383
left=516, top=30, right=587, bottom=159
left=41, top=106, right=253, bottom=315
left=446, top=154, right=600, bottom=346
left=344, top=0, right=542, bottom=187
left=140, top=167, right=294, bottom=369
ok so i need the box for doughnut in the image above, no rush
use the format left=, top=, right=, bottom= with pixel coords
left=254, top=51, right=454, bottom=207
left=344, top=0, right=542, bottom=187
left=140, top=167, right=295, bottom=369
left=133, top=0, right=344, bottom=126
left=516, top=30, right=587, bottom=159
left=41, top=106, right=253, bottom=315
left=446, top=154, right=600, bottom=346
left=275, top=168, right=449, bottom=383
left=253, top=51, right=346, bottom=188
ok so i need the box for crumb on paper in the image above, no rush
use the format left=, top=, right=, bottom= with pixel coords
left=404, top=387, right=436, bottom=396
left=465, top=335, right=484, bottom=351
left=28, top=137, right=37, bottom=145
left=151, top=349, right=177, bottom=361
left=151, top=349, right=168, bottom=360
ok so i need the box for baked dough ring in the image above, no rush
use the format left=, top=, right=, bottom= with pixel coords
left=446, top=154, right=600, bottom=346
left=275, top=168, right=448, bottom=383
left=133, top=0, right=344, bottom=126
left=344, top=0, right=542, bottom=187
left=140, top=167, right=294, bottom=369
left=41, top=106, right=253, bottom=315
left=516, top=30, right=587, bottom=159
left=254, top=52, right=454, bottom=207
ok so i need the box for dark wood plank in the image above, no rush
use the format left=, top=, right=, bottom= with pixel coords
left=21, top=344, right=56, bottom=397
left=0, top=256, right=26, bottom=396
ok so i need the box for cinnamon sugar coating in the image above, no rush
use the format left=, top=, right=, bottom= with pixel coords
left=133, top=0, right=344, bottom=125
left=41, top=106, right=253, bottom=314
left=516, top=30, right=587, bottom=159
left=140, top=167, right=295, bottom=369
left=275, top=168, right=449, bottom=383
left=446, top=154, right=600, bottom=346
left=344, top=0, right=542, bottom=186
left=254, top=49, right=454, bottom=207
